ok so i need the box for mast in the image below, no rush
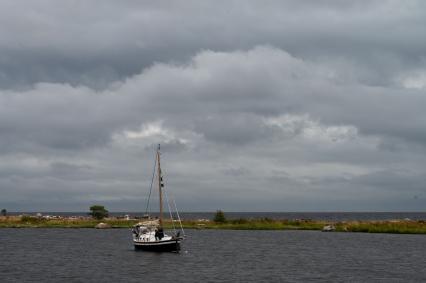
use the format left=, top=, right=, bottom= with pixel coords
left=157, top=144, right=164, bottom=227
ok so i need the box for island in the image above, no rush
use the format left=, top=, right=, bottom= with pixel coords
left=1, top=214, right=425, bottom=234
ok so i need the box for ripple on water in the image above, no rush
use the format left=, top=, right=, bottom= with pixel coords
left=0, top=229, right=425, bottom=282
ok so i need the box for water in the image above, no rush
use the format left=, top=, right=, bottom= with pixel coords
left=174, top=212, right=426, bottom=221
left=8, top=211, right=426, bottom=221
left=1, top=229, right=425, bottom=282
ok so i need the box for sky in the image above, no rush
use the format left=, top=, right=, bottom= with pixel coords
left=0, top=0, right=425, bottom=212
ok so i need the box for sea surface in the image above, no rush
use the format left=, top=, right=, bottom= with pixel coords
left=8, top=211, right=426, bottom=221
left=0, top=229, right=425, bottom=282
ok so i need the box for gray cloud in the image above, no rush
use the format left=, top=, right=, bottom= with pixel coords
left=2, top=1, right=426, bottom=89
left=1, top=1, right=426, bottom=211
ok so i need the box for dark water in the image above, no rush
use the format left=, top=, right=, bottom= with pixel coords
left=171, top=212, right=426, bottom=221
left=9, top=211, right=426, bottom=221
left=0, top=229, right=425, bottom=282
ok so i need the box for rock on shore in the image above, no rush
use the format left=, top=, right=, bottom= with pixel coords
left=95, top=222, right=111, bottom=229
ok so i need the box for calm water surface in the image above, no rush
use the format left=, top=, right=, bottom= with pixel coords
left=0, top=229, right=425, bottom=282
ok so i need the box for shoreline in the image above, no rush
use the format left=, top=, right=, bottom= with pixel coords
left=1, top=216, right=425, bottom=234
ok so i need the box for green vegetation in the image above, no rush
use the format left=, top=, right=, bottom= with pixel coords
left=1, top=209, right=6, bottom=216
left=181, top=218, right=326, bottom=231
left=333, top=220, right=426, bottom=234
left=0, top=216, right=139, bottom=228
left=213, top=210, right=226, bottom=223
left=0, top=216, right=425, bottom=234
left=182, top=219, right=426, bottom=234
left=89, top=205, right=109, bottom=220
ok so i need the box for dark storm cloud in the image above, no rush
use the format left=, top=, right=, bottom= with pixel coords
left=1, top=1, right=426, bottom=211
left=1, top=1, right=426, bottom=89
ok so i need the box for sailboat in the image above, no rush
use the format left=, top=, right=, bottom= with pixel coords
left=132, top=144, right=184, bottom=252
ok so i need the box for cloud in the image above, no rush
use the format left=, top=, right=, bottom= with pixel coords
left=1, top=2, right=426, bottom=211
left=2, top=1, right=426, bottom=89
